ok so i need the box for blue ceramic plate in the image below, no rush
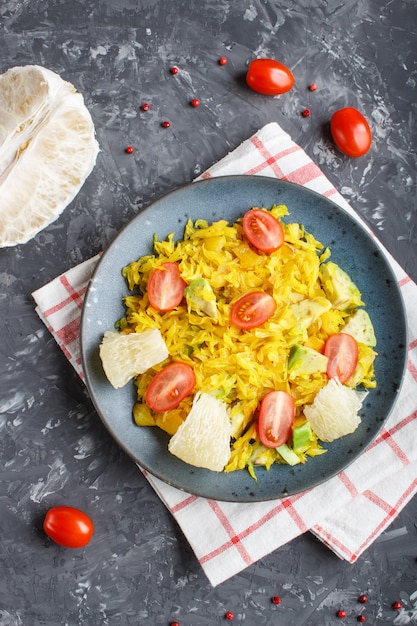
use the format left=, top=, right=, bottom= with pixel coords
left=80, top=176, right=407, bottom=502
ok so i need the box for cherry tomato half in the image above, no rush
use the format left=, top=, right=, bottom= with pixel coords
left=145, top=362, right=196, bottom=412
left=43, top=506, right=94, bottom=548
left=324, top=332, right=359, bottom=383
left=242, top=208, right=284, bottom=253
left=330, top=107, right=372, bottom=158
left=258, top=391, right=295, bottom=448
left=246, top=58, right=294, bottom=95
left=147, top=262, right=186, bottom=312
left=230, top=291, right=276, bottom=330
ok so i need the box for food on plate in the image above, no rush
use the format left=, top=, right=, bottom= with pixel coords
left=100, top=205, right=377, bottom=477
left=330, top=107, right=372, bottom=158
left=99, top=328, right=168, bottom=388
left=168, top=392, right=232, bottom=471
left=303, top=378, right=366, bottom=442
left=0, top=65, right=99, bottom=247
left=246, top=58, right=294, bottom=95
left=43, top=506, right=94, bottom=548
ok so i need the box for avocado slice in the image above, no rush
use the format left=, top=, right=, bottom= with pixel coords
left=288, top=344, right=328, bottom=375
left=319, top=262, right=363, bottom=311
left=343, top=309, right=377, bottom=347
left=185, top=277, right=218, bottom=319
left=276, top=443, right=301, bottom=466
left=290, top=297, right=332, bottom=330
left=292, top=421, right=314, bottom=453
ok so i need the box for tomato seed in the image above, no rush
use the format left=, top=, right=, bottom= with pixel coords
left=219, top=56, right=228, bottom=65
left=392, top=601, right=402, bottom=610
left=191, top=98, right=201, bottom=107
left=225, top=611, right=234, bottom=621
left=170, top=66, right=179, bottom=74
left=271, top=596, right=281, bottom=605
left=141, top=102, right=150, bottom=111
left=358, top=594, right=368, bottom=604
left=309, top=83, right=317, bottom=91
left=302, top=109, right=311, bottom=117
left=337, top=610, right=347, bottom=618
left=125, top=145, right=134, bottom=154
left=161, top=121, right=171, bottom=128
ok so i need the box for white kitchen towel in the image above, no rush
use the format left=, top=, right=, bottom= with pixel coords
left=33, top=122, right=417, bottom=587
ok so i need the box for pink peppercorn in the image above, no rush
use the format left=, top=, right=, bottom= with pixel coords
left=309, top=83, right=317, bottom=91
left=170, top=622, right=180, bottom=626
left=357, top=616, right=366, bottom=623
left=358, top=594, right=368, bottom=604
left=219, top=57, right=228, bottom=65
left=392, top=601, right=402, bottom=610
left=125, top=145, right=134, bottom=154
left=161, top=120, right=171, bottom=128
left=271, top=596, right=281, bottom=605
left=191, top=98, right=201, bottom=107
left=337, top=610, right=347, bottom=618
left=170, top=66, right=179, bottom=75
left=302, top=109, right=311, bottom=117
left=225, top=611, right=234, bottom=621
left=141, top=102, right=150, bottom=111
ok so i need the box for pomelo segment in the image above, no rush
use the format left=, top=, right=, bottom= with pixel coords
left=168, top=392, right=232, bottom=471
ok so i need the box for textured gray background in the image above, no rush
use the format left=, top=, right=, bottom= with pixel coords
left=1, top=1, right=417, bottom=624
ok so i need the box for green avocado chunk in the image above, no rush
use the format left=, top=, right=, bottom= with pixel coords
left=319, top=261, right=363, bottom=311
left=288, top=343, right=328, bottom=375
left=292, top=421, right=314, bottom=453
left=343, top=309, right=377, bottom=347
left=185, top=277, right=218, bottom=319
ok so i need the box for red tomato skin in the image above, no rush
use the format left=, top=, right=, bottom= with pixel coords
left=242, top=209, right=284, bottom=253
left=246, top=59, right=294, bottom=95
left=258, top=391, right=295, bottom=448
left=43, top=506, right=94, bottom=548
left=330, top=107, right=372, bottom=157
left=324, top=332, right=359, bottom=383
left=230, top=291, right=276, bottom=329
left=145, top=362, right=196, bottom=412
left=147, top=262, right=186, bottom=312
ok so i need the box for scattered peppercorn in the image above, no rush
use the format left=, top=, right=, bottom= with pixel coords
left=309, top=83, right=318, bottom=91
left=170, top=622, right=180, bottom=626
left=219, top=57, right=228, bottom=65
left=271, top=596, right=281, bottom=605
left=191, top=98, right=201, bottom=107
left=357, top=616, right=366, bottom=623
left=392, top=601, right=402, bottom=610
left=161, top=121, right=171, bottom=128
left=170, top=66, right=179, bottom=74
left=125, top=145, right=134, bottom=154
left=225, top=611, right=234, bottom=621
left=302, top=109, right=311, bottom=117
left=337, top=610, right=347, bottom=618
left=140, top=102, right=150, bottom=111
left=358, top=594, right=368, bottom=604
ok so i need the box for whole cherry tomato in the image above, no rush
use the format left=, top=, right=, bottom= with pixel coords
left=330, top=107, right=372, bottom=157
left=246, top=58, right=294, bottom=95
left=43, top=506, right=94, bottom=548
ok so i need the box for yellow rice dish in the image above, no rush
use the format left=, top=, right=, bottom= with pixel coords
left=115, top=205, right=377, bottom=477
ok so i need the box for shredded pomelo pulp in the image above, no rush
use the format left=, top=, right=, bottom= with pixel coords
left=0, top=65, right=99, bottom=247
